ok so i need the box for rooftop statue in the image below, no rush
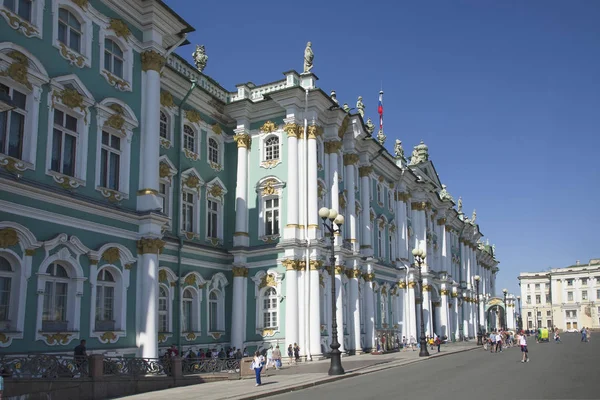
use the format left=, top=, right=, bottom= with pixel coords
left=303, top=41, right=314, bottom=74
left=408, top=141, right=429, bottom=165
left=439, top=184, right=454, bottom=202
left=377, top=129, right=386, bottom=145
left=330, top=90, right=338, bottom=105
left=471, top=209, right=477, bottom=224
left=192, top=45, right=208, bottom=73
left=457, top=197, right=463, bottom=214
left=356, top=96, right=365, bottom=118
left=408, top=148, right=419, bottom=165
left=394, top=139, right=404, bottom=159
left=365, top=118, right=375, bottom=135
left=342, top=103, right=350, bottom=112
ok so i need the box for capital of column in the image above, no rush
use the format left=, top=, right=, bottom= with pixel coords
left=395, top=191, right=410, bottom=202
left=362, top=272, right=375, bottom=282
left=358, top=166, right=373, bottom=177
left=232, top=266, right=248, bottom=278
left=408, top=281, right=416, bottom=289
left=136, top=238, right=165, bottom=255
left=334, top=265, right=345, bottom=275
left=345, top=268, right=362, bottom=279
left=141, top=50, right=165, bottom=72
left=423, top=284, right=432, bottom=292
left=324, top=140, right=343, bottom=154
left=309, top=260, right=323, bottom=270
left=440, top=289, right=450, bottom=296
left=307, top=125, right=323, bottom=139
left=437, top=218, right=446, bottom=225
left=233, top=133, right=252, bottom=148
left=283, top=122, right=302, bottom=138
left=343, top=153, right=360, bottom=165
left=398, top=281, right=407, bottom=289
left=411, top=201, right=428, bottom=211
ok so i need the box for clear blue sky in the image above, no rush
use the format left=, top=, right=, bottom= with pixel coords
left=167, top=0, right=600, bottom=296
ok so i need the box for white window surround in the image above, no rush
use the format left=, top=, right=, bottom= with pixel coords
left=0, top=0, right=45, bottom=38
left=51, top=0, right=92, bottom=68
left=159, top=107, right=177, bottom=149
left=256, top=177, right=285, bottom=240
left=206, top=272, right=228, bottom=337
left=180, top=168, right=204, bottom=238
left=45, top=74, right=94, bottom=188
left=94, top=99, right=138, bottom=200
left=252, top=269, right=283, bottom=337
left=205, top=177, right=227, bottom=244
left=0, top=43, right=49, bottom=172
left=98, top=29, right=133, bottom=91
left=88, top=244, right=134, bottom=344
left=157, top=267, right=177, bottom=344
left=260, top=131, right=282, bottom=169
left=181, top=120, right=200, bottom=161
left=206, top=129, right=224, bottom=171
left=179, top=271, right=206, bottom=341
left=158, top=156, right=177, bottom=226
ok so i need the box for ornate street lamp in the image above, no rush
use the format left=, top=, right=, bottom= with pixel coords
left=412, top=247, right=429, bottom=357
left=319, top=207, right=345, bottom=376
left=474, top=275, right=482, bottom=345
left=502, top=288, right=508, bottom=330
left=516, top=295, right=522, bottom=330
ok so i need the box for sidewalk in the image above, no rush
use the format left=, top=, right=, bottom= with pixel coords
left=116, top=341, right=479, bottom=400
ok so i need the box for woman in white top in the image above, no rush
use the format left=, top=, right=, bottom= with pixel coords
left=519, top=332, right=529, bottom=363
left=252, top=351, right=265, bottom=386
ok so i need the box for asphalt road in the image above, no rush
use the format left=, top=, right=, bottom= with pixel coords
left=268, top=333, right=597, bottom=400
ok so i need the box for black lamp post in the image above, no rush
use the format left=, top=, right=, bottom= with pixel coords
left=412, top=247, right=429, bottom=357
left=517, top=296, right=522, bottom=330
left=474, top=275, right=482, bottom=345
left=319, top=207, right=345, bottom=376
left=502, top=288, right=508, bottom=330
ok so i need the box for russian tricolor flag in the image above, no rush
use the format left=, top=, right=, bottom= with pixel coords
left=378, top=91, right=384, bottom=129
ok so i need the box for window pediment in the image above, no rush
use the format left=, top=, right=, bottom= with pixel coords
left=256, top=177, right=285, bottom=197
left=159, top=155, right=177, bottom=182
left=206, top=177, right=227, bottom=201
left=181, top=168, right=204, bottom=192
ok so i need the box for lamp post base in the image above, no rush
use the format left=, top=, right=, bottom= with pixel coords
left=328, top=349, right=345, bottom=375
left=419, top=340, right=430, bottom=357
left=477, top=332, right=483, bottom=346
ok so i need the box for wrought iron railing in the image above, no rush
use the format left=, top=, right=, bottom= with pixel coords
left=0, top=354, right=88, bottom=379
left=181, top=357, right=240, bottom=375
left=103, top=357, right=170, bottom=377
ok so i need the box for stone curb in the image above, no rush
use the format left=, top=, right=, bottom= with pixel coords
left=231, top=346, right=480, bottom=400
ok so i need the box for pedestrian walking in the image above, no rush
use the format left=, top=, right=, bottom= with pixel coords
left=554, top=330, right=562, bottom=344
left=265, top=346, right=273, bottom=370
left=272, top=345, right=282, bottom=370
left=586, top=328, right=591, bottom=342
left=519, top=331, right=529, bottom=363
left=581, top=327, right=587, bottom=342
left=251, top=351, right=265, bottom=386
left=287, top=344, right=294, bottom=365
left=435, top=336, right=441, bottom=353
left=293, top=343, right=300, bottom=362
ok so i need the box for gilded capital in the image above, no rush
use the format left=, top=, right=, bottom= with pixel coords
left=408, top=281, right=416, bottom=289
left=451, top=292, right=458, bottom=298
left=283, top=123, right=301, bottom=138
left=411, top=201, right=428, bottom=211
left=233, top=133, right=252, bottom=149
left=362, top=272, right=375, bottom=282
left=324, top=141, right=343, bottom=154
left=334, top=265, right=345, bottom=275
left=345, top=269, right=361, bottom=279
left=398, top=281, right=407, bottom=289
left=437, top=218, right=446, bottom=225
left=232, top=266, right=248, bottom=277
left=423, top=284, right=432, bottom=292
left=141, top=50, right=165, bottom=72
left=307, top=125, right=323, bottom=139
left=440, top=289, right=449, bottom=296
left=136, top=238, right=165, bottom=255
left=343, top=153, right=360, bottom=166
left=309, top=260, right=323, bottom=270
left=358, top=166, right=373, bottom=177
left=282, top=259, right=297, bottom=271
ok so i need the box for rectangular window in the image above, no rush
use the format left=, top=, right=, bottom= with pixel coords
left=582, top=290, right=588, bottom=301
left=547, top=310, right=551, bottom=316
left=526, top=295, right=531, bottom=304
left=566, top=322, right=571, bottom=330
left=536, top=295, right=541, bottom=304
left=535, top=283, right=540, bottom=290
left=377, top=229, right=383, bottom=258
left=207, top=199, right=218, bottom=238
left=182, top=191, right=194, bottom=233
left=209, top=301, right=218, bottom=332
left=573, top=321, right=578, bottom=330
left=567, top=279, right=573, bottom=286
left=42, top=281, right=67, bottom=323
left=536, top=311, right=541, bottom=318
left=0, top=84, right=27, bottom=160
left=183, top=126, right=195, bottom=153
left=582, top=278, right=588, bottom=285
left=388, top=233, right=393, bottom=261
left=547, top=319, right=552, bottom=328
left=100, top=131, right=121, bottom=190
left=182, top=300, right=192, bottom=332
left=158, top=182, right=167, bottom=214
left=567, top=292, right=573, bottom=301
left=52, top=110, right=77, bottom=177
left=158, top=297, right=168, bottom=332
left=264, top=198, right=279, bottom=236
left=58, top=8, right=81, bottom=53
left=96, top=286, right=114, bottom=322
left=5, top=0, right=32, bottom=22
left=528, top=320, right=532, bottom=329
left=0, top=276, right=11, bottom=321
left=597, top=289, right=600, bottom=300
left=527, top=312, right=531, bottom=317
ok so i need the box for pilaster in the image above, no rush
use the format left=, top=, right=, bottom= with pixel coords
left=231, top=265, right=248, bottom=350
left=233, top=129, right=251, bottom=246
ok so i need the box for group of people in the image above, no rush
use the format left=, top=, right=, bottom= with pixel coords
left=486, top=330, right=513, bottom=353
left=580, top=327, right=591, bottom=342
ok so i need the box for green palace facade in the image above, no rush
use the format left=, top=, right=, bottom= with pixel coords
left=0, top=0, right=499, bottom=358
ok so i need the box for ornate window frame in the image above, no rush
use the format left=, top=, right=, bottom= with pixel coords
left=259, top=121, right=282, bottom=169
left=0, top=44, right=49, bottom=173
left=377, top=216, right=387, bottom=260
left=0, top=221, right=39, bottom=347
left=35, top=234, right=88, bottom=346
left=182, top=111, right=202, bottom=160
left=94, top=98, right=138, bottom=202
left=252, top=269, right=283, bottom=338
left=206, top=272, right=228, bottom=338
left=206, top=127, right=224, bottom=171
left=157, top=267, right=177, bottom=344
left=51, top=0, right=93, bottom=68
left=256, top=177, right=285, bottom=242
left=159, top=93, right=177, bottom=149
left=179, top=271, right=206, bottom=341
left=45, top=74, right=94, bottom=189
left=205, top=177, right=227, bottom=246
left=0, top=0, right=45, bottom=38
left=379, top=284, right=389, bottom=328
left=158, top=156, right=177, bottom=228
left=98, top=25, right=133, bottom=91
left=88, top=243, right=135, bottom=344
left=180, top=168, right=204, bottom=239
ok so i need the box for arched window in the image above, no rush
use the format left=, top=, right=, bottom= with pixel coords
left=42, top=263, right=69, bottom=331
left=263, top=287, right=278, bottom=328
left=159, top=111, right=169, bottom=139
left=209, top=290, right=218, bottom=332
left=380, top=293, right=387, bottom=326
left=183, top=125, right=196, bottom=153
left=95, top=269, right=115, bottom=331
left=104, top=39, right=124, bottom=78
left=208, top=138, right=219, bottom=164
left=0, top=256, right=13, bottom=325
left=5, top=0, right=32, bottom=21
left=264, top=136, right=279, bottom=161
left=182, top=288, right=193, bottom=332
left=58, top=8, right=82, bottom=53
left=158, top=285, right=169, bottom=333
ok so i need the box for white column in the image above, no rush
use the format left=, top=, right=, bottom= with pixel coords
left=137, top=240, right=162, bottom=358
left=462, top=292, right=469, bottom=338
left=309, top=262, right=321, bottom=357
left=329, top=146, right=340, bottom=244
left=453, top=291, right=460, bottom=341
left=411, top=201, right=427, bottom=256
left=343, top=153, right=358, bottom=249
left=230, top=266, right=247, bottom=350
left=349, top=268, right=361, bottom=352
left=423, top=283, right=432, bottom=336
left=364, top=268, right=375, bottom=350
left=440, top=221, right=448, bottom=272
left=284, top=123, right=299, bottom=237
left=233, top=132, right=250, bottom=246
left=138, top=52, right=163, bottom=212
left=307, top=126, right=320, bottom=238
left=396, top=194, right=408, bottom=260
left=297, top=266, right=306, bottom=358
left=359, top=167, right=373, bottom=256
left=408, top=281, right=417, bottom=339
left=334, top=266, right=345, bottom=353
left=440, top=287, right=450, bottom=338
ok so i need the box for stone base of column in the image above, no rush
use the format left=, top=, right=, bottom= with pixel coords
left=233, top=233, right=249, bottom=247
left=137, top=193, right=162, bottom=212
left=284, top=225, right=299, bottom=239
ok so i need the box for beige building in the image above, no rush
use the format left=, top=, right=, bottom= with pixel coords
left=518, top=259, right=600, bottom=332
